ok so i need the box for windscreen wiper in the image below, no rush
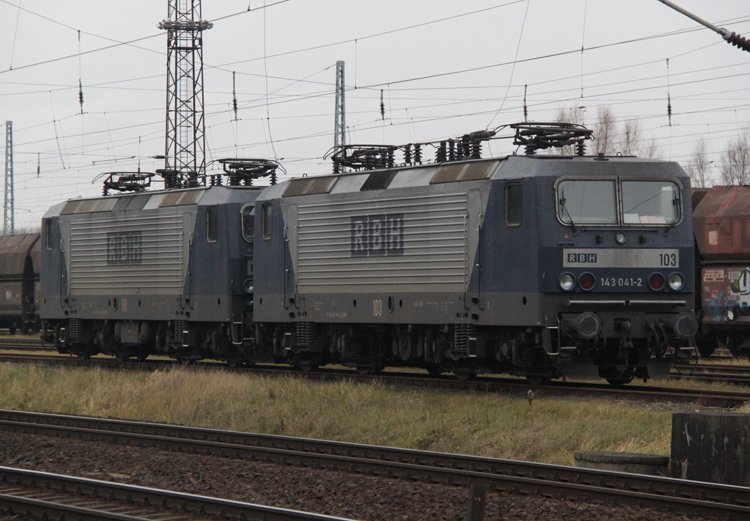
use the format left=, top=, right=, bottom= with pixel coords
left=559, top=190, right=577, bottom=233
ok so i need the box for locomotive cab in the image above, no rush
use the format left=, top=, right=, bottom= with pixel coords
left=538, top=163, right=698, bottom=383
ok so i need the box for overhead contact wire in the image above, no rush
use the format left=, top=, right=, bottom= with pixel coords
left=487, top=0, right=530, bottom=127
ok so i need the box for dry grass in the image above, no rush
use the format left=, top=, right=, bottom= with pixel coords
left=0, top=364, right=696, bottom=466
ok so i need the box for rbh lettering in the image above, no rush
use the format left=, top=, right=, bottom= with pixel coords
left=351, top=213, right=404, bottom=257
left=567, top=253, right=597, bottom=263
left=107, top=231, right=143, bottom=265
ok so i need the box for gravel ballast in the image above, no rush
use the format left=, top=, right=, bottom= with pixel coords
left=0, top=430, right=717, bottom=520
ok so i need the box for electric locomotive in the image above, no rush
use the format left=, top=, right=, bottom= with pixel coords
left=40, top=163, right=276, bottom=363
left=253, top=123, right=698, bottom=384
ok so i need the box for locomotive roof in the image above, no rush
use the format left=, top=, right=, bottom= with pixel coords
left=257, top=154, right=688, bottom=201
left=42, top=184, right=263, bottom=219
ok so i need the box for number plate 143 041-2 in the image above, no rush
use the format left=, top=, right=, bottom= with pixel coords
left=563, top=249, right=679, bottom=268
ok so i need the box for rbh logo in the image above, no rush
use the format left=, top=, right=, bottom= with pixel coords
left=567, top=253, right=597, bottom=263
left=107, top=231, right=143, bottom=265
left=351, top=214, right=404, bottom=257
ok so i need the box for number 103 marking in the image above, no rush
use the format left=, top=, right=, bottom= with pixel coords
left=659, top=253, right=678, bottom=267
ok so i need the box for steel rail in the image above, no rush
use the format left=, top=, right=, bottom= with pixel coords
left=1, top=409, right=749, bottom=519
left=671, top=363, right=750, bottom=385
left=0, top=465, right=355, bottom=521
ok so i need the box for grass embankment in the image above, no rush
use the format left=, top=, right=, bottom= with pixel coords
left=0, top=364, right=712, bottom=466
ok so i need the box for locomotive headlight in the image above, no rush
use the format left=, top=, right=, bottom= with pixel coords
left=727, top=308, right=736, bottom=321
left=559, top=273, right=576, bottom=292
left=615, top=233, right=627, bottom=244
left=243, top=278, right=254, bottom=294
left=668, top=273, right=684, bottom=291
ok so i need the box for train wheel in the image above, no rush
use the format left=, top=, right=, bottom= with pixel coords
left=604, top=367, right=634, bottom=387
left=525, top=374, right=551, bottom=386
left=76, top=353, right=91, bottom=361
left=426, top=365, right=443, bottom=377
left=179, top=357, right=195, bottom=366
left=226, top=360, right=242, bottom=368
left=695, top=332, right=718, bottom=357
left=453, top=369, right=475, bottom=382
left=8, top=323, right=16, bottom=335
left=116, top=354, right=130, bottom=363
left=726, top=335, right=747, bottom=358
left=605, top=377, right=633, bottom=387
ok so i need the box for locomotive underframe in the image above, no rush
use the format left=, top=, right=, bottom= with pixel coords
left=43, top=304, right=692, bottom=383
left=43, top=316, right=254, bottom=363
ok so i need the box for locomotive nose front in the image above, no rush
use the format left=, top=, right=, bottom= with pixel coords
left=547, top=172, right=696, bottom=381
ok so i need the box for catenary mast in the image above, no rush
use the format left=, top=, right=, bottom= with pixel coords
left=334, top=61, right=346, bottom=152
left=158, top=1, right=213, bottom=187
left=3, top=121, right=13, bottom=235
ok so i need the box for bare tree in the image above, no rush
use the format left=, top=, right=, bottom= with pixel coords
left=720, top=129, right=750, bottom=185
left=0, top=225, right=41, bottom=236
left=618, top=119, right=642, bottom=156
left=593, top=106, right=616, bottom=155
left=639, top=136, right=662, bottom=159
left=686, top=138, right=712, bottom=187
left=553, top=104, right=661, bottom=158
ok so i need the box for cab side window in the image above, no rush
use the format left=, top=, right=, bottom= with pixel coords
left=261, top=202, right=273, bottom=240
left=505, top=183, right=523, bottom=227
left=206, top=207, right=218, bottom=243
left=241, top=204, right=255, bottom=243
left=45, top=220, right=53, bottom=250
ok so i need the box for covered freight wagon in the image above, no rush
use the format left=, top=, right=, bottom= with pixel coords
left=0, top=233, right=41, bottom=334
left=693, top=185, right=750, bottom=355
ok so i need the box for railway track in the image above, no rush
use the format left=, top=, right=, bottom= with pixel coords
left=0, top=409, right=748, bottom=520
left=1, top=351, right=750, bottom=407
left=672, top=363, right=750, bottom=385
left=0, top=336, right=48, bottom=351
left=0, top=464, right=352, bottom=521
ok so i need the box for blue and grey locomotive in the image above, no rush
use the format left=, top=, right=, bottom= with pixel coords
left=252, top=123, right=698, bottom=384
left=39, top=164, right=273, bottom=363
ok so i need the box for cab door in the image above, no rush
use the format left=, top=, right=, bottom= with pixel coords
left=181, top=212, right=193, bottom=310
left=284, top=204, right=299, bottom=311
left=466, top=189, right=484, bottom=309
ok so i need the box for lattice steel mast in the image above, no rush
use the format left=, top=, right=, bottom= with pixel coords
left=158, top=1, right=212, bottom=187
left=3, top=121, right=13, bottom=235
left=334, top=61, right=346, bottom=152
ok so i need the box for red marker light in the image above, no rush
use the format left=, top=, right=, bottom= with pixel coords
left=579, top=273, right=596, bottom=291
left=649, top=273, right=665, bottom=291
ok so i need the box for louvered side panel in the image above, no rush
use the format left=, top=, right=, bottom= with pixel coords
left=69, top=213, right=186, bottom=295
left=296, top=193, right=468, bottom=292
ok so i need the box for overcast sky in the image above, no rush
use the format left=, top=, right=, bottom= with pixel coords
left=1, top=0, right=748, bottom=230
